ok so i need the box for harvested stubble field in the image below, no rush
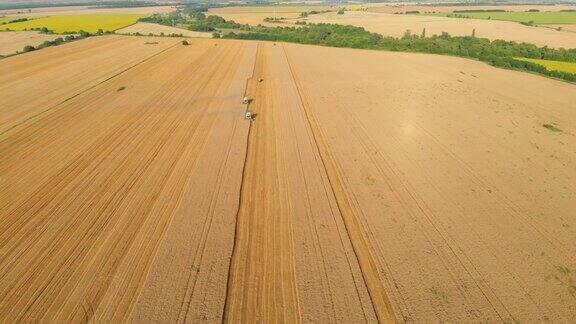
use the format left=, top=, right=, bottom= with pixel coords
left=0, top=30, right=61, bottom=55
left=548, top=24, right=576, bottom=33
left=1, top=35, right=576, bottom=323
left=208, top=5, right=332, bottom=26
left=306, top=11, right=576, bottom=49
left=117, top=22, right=211, bottom=38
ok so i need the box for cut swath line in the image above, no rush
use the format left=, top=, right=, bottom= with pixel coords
left=281, top=43, right=397, bottom=324
left=224, top=42, right=302, bottom=322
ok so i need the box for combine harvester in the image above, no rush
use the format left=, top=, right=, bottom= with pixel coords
left=242, top=96, right=254, bottom=121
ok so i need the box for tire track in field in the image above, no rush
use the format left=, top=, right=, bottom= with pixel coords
left=270, top=42, right=377, bottom=322
left=282, top=44, right=397, bottom=324
left=326, top=95, right=512, bottom=322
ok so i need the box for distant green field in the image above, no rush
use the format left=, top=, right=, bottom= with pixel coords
left=0, top=14, right=146, bottom=33
left=430, top=11, right=576, bottom=24
left=516, top=58, right=576, bottom=74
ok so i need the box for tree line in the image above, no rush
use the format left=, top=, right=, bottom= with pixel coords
left=221, top=23, right=576, bottom=82
left=136, top=6, right=576, bottom=83
left=139, top=6, right=245, bottom=32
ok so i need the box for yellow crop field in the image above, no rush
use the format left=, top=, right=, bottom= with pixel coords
left=343, top=4, right=367, bottom=11
left=517, top=57, right=576, bottom=74
left=0, top=14, right=145, bottom=33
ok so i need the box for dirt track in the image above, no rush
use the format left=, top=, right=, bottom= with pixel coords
left=1, top=36, right=576, bottom=322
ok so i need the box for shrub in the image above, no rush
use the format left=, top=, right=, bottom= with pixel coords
left=189, top=23, right=214, bottom=32
left=521, top=21, right=535, bottom=26
left=22, top=45, right=35, bottom=52
left=543, top=123, right=562, bottom=132
left=8, top=17, right=27, bottom=23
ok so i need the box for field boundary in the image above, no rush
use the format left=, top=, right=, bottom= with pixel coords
left=114, top=20, right=140, bottom=32
left=281, top=43, right=397, bottom=324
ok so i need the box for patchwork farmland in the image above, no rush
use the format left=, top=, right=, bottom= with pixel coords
left=1, top=34, right=576, bottom=322
left=305, top=11, right=576, bottom=49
